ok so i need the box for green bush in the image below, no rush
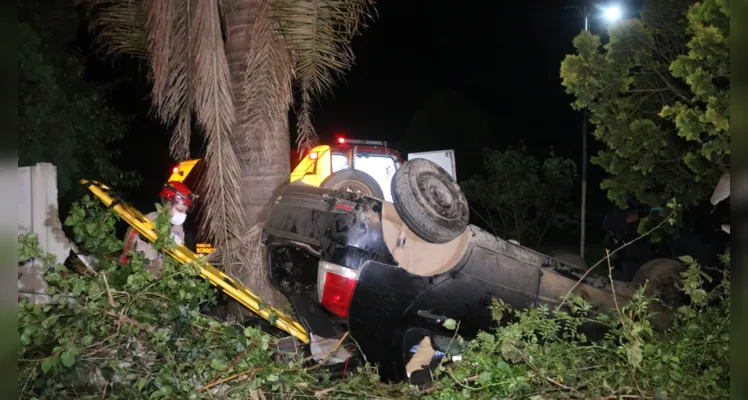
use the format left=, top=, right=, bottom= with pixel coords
left=18, top=196, right=729, bottom=399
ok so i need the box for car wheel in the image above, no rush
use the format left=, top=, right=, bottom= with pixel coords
left=631, top=258, right=687, bottom=331
left=547, top=250, right=588, bottom=270
left=391, top=158, right=469, bottom=244
left=321, top=169, right=384, bottom=199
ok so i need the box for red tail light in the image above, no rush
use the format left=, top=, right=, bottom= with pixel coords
left=317, top=261, right=360, bottom=318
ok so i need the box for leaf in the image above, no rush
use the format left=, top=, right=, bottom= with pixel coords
left=41, top=357, right=57, bottom=374
left=654, top=390, right=669, bottom=400
left=477, top=371, right=493, bottom=386
left=222, top=325, right=238, bottom=339
left=669, top=369, right=683, bottom=382
left=496, top=360, right=510, bottom=371
left=72, top=279, right=87, bottom=296
left=500, top=344, right=523, bottom=364
left=209, top=359, right=227, bottom=371
left=41, top=315, right=59, bottom=329
left=443, top=318, right=457, bottom=330
left=138, top=378, right=148, bottom=392
left=61, top=349, right=78, bottom=368
left=678, top=255, right=695, bottom=265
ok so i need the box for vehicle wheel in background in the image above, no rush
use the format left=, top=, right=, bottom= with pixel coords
left=321, top=169, right=384, bottom=199
left=631, top=258, right=687, bottom=331
left=391, top=158, right=469, bottom=244
left=547, top=249, right=588, bottom=270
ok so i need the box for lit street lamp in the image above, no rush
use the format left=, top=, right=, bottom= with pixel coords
left=603, top=6, right=623, bottom=22
left=564, top=3, right=623, bottom=260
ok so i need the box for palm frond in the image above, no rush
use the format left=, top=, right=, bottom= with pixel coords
left=144, top=0, right=173, bottom=101
left=191, top=0, right=243, bottom=259
left=144, top=0, right=193, bottom=160
left=271, top=0, right=375, bottom=152
left=76, top=0, right=149, bottom=59
left=238, top=0, right=294, bottom=160
left=272, top=0, right=375, bottom=96
left=295, top=83, right=316, bottom=152
left=169, top=107, right=193, bottom=161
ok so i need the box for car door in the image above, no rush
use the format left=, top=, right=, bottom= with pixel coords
left=397, top=240, right=542, bottom=339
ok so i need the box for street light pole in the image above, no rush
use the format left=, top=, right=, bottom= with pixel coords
left=566, top=3, right=621, bottom=260
left=580, top=5, right=589, bottom=260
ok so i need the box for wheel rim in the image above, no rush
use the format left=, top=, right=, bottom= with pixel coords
left=334, top=180, right=373, bottom=196
left=416, top=172, right=464, bottom=220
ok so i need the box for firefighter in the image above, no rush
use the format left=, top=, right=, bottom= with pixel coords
left=120, top=181, right=195, bottom=278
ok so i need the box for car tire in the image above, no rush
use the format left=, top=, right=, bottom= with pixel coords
left=321, top=169, right=384, bottom=199
left=547, top=249, right=588, bottom=270
left=631, top=258, right=687, bottom=331
left=391, top=158, right=469, bottom=244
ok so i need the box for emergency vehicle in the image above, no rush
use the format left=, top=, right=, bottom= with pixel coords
left=168, top=137, right=456, bottom=255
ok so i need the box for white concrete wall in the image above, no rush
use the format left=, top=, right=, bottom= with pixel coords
left=17, top=163, right=73, bottom=305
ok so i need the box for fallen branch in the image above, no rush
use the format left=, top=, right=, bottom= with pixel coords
left=606, top=249, right=626, bottom=327
left=305, top=332, right=350, bottom=371
left=598, top=394, right=651, bottom=400
left=197, top=368, right=262, bottom=393
left=314, top=387, right=393, bottom=400
left=515, top=344, right=583, bottom=397
left=106, top=311, right=151, bottom=332
left=202, top=349, right=251, bottom=389
left=101, top=274, right=115, bottom=308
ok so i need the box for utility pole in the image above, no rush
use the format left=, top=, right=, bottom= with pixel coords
left=580, top=5, right=589, bottom=260
left=565, top=3, right=623, bottom=260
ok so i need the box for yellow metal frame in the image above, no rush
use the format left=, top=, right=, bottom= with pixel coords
left=170, top=145, right=333, bottom=188
left=80, top=179, right=310, bottom=344
left=289, top=145, right=332, bottom=187
left=168, top=159, right=200, bottom=183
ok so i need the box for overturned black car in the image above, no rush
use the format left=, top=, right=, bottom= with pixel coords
left=260, top=159, right=685, bottom=382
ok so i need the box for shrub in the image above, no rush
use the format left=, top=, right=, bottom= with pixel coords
left=18, top=196, right=729, bottom=399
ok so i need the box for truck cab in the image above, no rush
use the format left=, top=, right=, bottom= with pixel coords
left=290, top=137, right=403, bottom=201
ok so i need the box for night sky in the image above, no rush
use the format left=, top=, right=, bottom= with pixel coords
left=99, top=0, right=639, bottom=244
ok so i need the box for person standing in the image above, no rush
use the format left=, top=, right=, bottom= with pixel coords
left=120, top=181, right=195, bottom=278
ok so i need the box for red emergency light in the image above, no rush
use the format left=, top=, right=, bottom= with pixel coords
left=172, top=167, right=179, bottom=174
left=309, top=151, right=318, bottom=160
left=337, top=137, right=346, bottom=144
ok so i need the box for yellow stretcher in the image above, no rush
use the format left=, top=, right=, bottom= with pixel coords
left=81, top=179, right=310, bottom=344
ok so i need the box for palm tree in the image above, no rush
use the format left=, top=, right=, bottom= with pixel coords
left=78, top=0, right=375, bottom=307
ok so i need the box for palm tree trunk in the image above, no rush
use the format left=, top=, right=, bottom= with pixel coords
left=225, top=0, right=290, bottom=311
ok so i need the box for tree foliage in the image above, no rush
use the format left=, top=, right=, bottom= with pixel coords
left=18, top=3, right=140, bottom=201
left=431, top=257, right=729, bottom=399
left=19, top=195, right=729, bottom=399
left=461, top=145, right=577, bottom=247
left=76, top=0, right=376, bottom=276
left=560, top=0, right=729, bottom=209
